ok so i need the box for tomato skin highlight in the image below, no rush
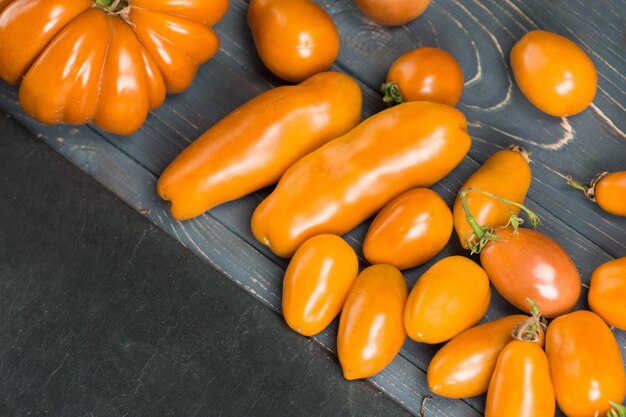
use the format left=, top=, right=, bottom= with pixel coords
left=354, top=0, right=431, bottom=26
left=510, top=30, right=597, bottom=117
left=595, top=171, right=626, bottom=216
left=485, top=340, right=555, bottom=417
left=248, top=0, right=339, bottom=82
left=251, top=101, right=471, bottom=258
left=385, top=47, right=464, bottom=106
left=282, top=234, right=358, bottom=337
left=337, top=264, right=408, bottom=380
left=404, top=256, right=491, bottom=344
left=546, top=310, right=626, bottom=417
left=427, top=314, right=533, bottom=398
left=480, top=227, right=581, bottom=318
left=588, top=257, right=626, bottom=330
left=158, top=71, right=362, bottom=220
left=453, top=147, right=532, bottom=249
left=362, top=188, right=452, bottom=270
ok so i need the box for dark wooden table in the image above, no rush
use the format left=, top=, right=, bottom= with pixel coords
left=1, top=0, right=624, bottom=415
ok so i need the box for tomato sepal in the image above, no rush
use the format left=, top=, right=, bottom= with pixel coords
left=380, top=81, right=404, bottom=105
left=608, top=401, right=626, bottom=417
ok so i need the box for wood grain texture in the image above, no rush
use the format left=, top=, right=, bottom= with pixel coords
left=1, top=0, right=625, bottom=415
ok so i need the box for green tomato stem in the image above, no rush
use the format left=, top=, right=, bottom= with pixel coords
left=512, top=298, right=546, bottom=342
left=608, top=402, right=626, bottom=417
left=94, top=0, right=129, bottom=13
left=380, top=82, right=404, bottom=106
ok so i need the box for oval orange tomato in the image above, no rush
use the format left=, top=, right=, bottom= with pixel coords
left=485, top=340, right=555, bottom=417
left=354, top=0, right=430, bottom=26
left=510, top=30, right=597, bottom=117
left=588, top=257, right=626, bottom=330
left=337, top=264, right=408, bottom=380
left=383, top=47, right=464, bottom=106
left=282, top=234, right=358, bottom=337
left=248, top=0, right=339, bottom=82
left=158, top=71, right=362, bottom=220
left=404, top=256, right=490, bottom=344
left=0, top=0, right=228, bottom=135
left=362, top=188, right=452, bottom=270
left=568, top=171, right=626, bottom=217
left=427, top=314, right=530, bottom=398
left=545, top=310, right=626, bottom=417
left=251, top=101, right=471, bottom=258
left=480, top=227, right=581, bottom=318
left=453, top=147, right=532, bottom=249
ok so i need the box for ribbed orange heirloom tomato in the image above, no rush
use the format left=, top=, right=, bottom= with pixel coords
left=251, top=101, right=471, bottom=258
left=510, top=30, right=597, bottom=117
left=382, top=47, right=464, bottom=106
left=588, top=257, right=626, bottom=330
left=546, top=310, right=626, bottom=417
left=158, top=71, right=362, bottom=220
left=337, top=264, right=408, bottom=380
left=362, top=188, right=453, bottom=270
left=404, top=256, right=490, bottom=344
left=568, top=171, right=626, bottom=217
left=427, top=314, right=532, bottom=398
left=0, top=0, right=228, bottom=135
left=282, top=234, right=358, bottom=337
left=248, top=0, right=339, bottom=82
left=354, top=0, right=430, bottom=26
left=453, top=146, right=532, bottom=249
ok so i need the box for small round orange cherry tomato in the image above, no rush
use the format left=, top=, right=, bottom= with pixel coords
left=248, top=0, right=340, bottom=82
left=354, top=0, right=430, bottom=26
left=427, top=314, right=530, bottom=398
left=282, top=234, right=358, bottom=336
left=337, top=264, right=408, bottom=380
left=404, top=256, right=490, bottom=344
left=453, top=146, right=532, bottom=249
left=485, top=340, right=555, bottom=417
left=588, top=257, right=626, bottom=330
left=568, top=171, right=626, bottom=217
left=382, top=47, right=464, bottom=106
left=510, top=30, right=597, bottom=117
left=545, top=310, right=626, bottom=417
left=480, top=227, right=581, bottom=318
left=362, top=188, right=452, bottom=270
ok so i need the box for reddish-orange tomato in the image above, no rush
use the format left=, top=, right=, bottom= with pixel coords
left=545, top=310, right=626, bottom=417
left=362, top=188, right=452, bottom=270
left=251, top=101, right=471, bottom=258
left=404, top=256, right=490, bottom=344
left=485, top=340, right=555, bottom=417
left=510, top=30, right=597, bottom=117
left=0, top=0, right=228, bottom=135
left=248, top=0, right=339, bottom=82
left=453, top=147, right=532, bottom=249
left=354, top=0, right=430, bottom=26
left=480, top=227, right=581, bottom=318
left=382, top=47, right=464, bottom=106
left=282, top=234, right=358, bottom=337
left=158, top=71, right=362, bottom=220
left=337, top=264, right=408, bottom=380
left=568, top=171, right=626, bottom=217
left=588, top=257, right=626, bottom=330
left=427, top=314, right=532, bottom=398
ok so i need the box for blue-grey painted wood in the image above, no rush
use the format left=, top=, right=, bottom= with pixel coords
left=1, top=0, right=624, bottom=415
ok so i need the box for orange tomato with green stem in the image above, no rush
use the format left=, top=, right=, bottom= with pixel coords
left=588, top=257, right=626, bottom=330
left=567, top=171, right=626, bottom=217
left=0, top=0, right=228, bottom=135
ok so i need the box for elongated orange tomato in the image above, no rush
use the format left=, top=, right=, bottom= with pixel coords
left=354, top=0, right=430, bottom=26
left=252, top=101, right=471, bottom=258
left=485, top=340, right=555, bottom=417
left=427, top=314, right=531, bottom=398
left=404, top=256, right=490, bottom=344
left=568, top=171, right=626, bottom=217
left=282, top=234, right=358, bottom=337
left=362, top=188, right=452, bottom=270
left=248, top=0, right=339, bottom=82
left=0, top=0, right=228, bottom=135
left=453, top=146, right=532, bottom=249
left=588, top=257, right=626, bottom=330
left=337, top=264, right=408, bottom=380
left=158, top=71, right=362, bottom=220
left=545, top=310, right=626, bottom=417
